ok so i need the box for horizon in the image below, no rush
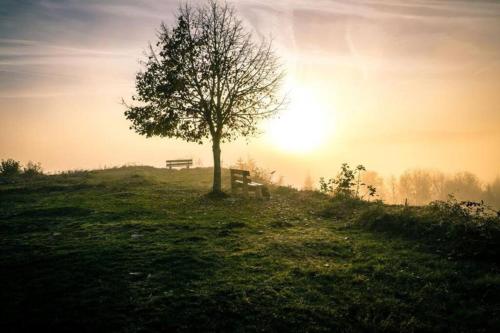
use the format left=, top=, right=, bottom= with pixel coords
left=2, top=2, right=500, bottom=331
left=1, top=0, right=500, bottom=188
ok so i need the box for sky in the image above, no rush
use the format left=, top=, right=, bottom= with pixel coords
left=1, top=0, right=500, bottom=187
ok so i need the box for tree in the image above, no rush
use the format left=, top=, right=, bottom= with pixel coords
left=319, top=163, right=374, bottom=199
left=444, top=171, right=483, bottom=202
left=388, top=175, right=398, bottom=204
left=23, top=161, right=43, bottom=177
left=485, top=177, right=500, bottom=209
left=354, top=164, right=366, bottom=198
left=124, top=0, right=284, bottom=194
left=0, top=158, right=21, bottom=177
left=399, top=169, right=433, bottom=205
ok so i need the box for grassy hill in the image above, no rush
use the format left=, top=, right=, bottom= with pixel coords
left=1, top=167, right=499, bottom=332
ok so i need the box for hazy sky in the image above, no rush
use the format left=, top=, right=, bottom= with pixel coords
left=1, top=0, right=500, bottom=186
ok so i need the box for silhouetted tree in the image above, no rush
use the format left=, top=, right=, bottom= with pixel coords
left=444, top=172, right=482, bottom=202
left=429, top=171, right=447, bottom=201
left=319, top=163, right=377, bottom=199
left=395, top=169, right=490, bottom=206
left=388, top=175, right=398, bottom=204
left=0, top=159, right=21, bottom=177
left=485, top=177, right=500, bottom=209
left=399, top=169, right=433, bottom=205
left=124, top=0, right=284, bottom=194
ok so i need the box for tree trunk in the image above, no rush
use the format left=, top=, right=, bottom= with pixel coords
left=212, top=138, right=222, bottom=193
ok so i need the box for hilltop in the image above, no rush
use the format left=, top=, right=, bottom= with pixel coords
left=1, top=166, right=499, bottom=332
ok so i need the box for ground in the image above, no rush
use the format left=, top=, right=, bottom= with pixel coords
left=0, top=167, right=498, bottom=332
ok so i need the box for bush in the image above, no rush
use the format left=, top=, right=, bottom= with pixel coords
left=0, top=159, right=22, bottom=177
left=231, top=157, right=275, bottom=185
left=23, top=161, right=43, bottom=177
left=358, top=205, right=428, bottom=236
left=428, top=195, right=499, bottom=219
left=356, top=197, right=500, bottom=261
left=320, top=195, right=371, bottom=219
left=319, top=163, right=378, bottom=200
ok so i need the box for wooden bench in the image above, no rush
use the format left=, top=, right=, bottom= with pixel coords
left=166, top=159, right=193, bottom=169
left=230, top=169, right=269, bottom=199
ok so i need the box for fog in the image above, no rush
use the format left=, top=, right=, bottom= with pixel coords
left=1, top=0, right=499, bottom=201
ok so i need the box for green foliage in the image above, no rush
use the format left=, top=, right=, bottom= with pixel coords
left=357, top=196, right=500, bottom=260
left=23, top=161, right=43, bottom=177
left=124, top=3, right=283, bottom=142
left=428, top=194, right=499, bottom=219
left=319, top=163, right=377, bottom=200
left=124, top=1, right=284, bottom=193
left=318, top=176, right=334, bottom=194
left=0, top=158, right=21, bottom=177
left=319, top=195, right=370, bottom=219
left=1, top=167, right=499, bottom=331
left=366, top=184, right=377, bottom=197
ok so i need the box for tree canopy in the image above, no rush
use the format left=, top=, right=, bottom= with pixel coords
left=124, top=0, right=285, bottom=193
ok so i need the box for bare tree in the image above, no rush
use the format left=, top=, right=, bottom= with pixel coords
left=399, top=169, right=433, bottom=205
left=124, top=0, right=284, bottom=194
left=388, top=175, right=398, bottom=204
left=444, top=172, right=483, bottom=201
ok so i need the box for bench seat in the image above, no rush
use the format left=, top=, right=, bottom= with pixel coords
left=234, top=180, right=263, bottom=187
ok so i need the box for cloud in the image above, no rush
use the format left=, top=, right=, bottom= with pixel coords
left=240, top=0, right=500, bottom=21
left=0, top=38, right=135, bottom=66
left=1, top=1, right=500, bottom=95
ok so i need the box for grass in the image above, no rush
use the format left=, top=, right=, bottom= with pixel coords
left=356, top=202, right=500, bottom=261
left=1, top=166, right=499, bottom=332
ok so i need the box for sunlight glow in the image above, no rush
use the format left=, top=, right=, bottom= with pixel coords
left=268, top=86, right=331, bottom=153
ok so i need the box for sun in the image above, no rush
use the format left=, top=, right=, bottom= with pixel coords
left=267, top=86, right=330, bottom=153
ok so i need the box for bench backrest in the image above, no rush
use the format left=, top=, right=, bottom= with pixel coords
left=166, top=159, right=192, bottom=163
left=166, top=159, right=193, bottom=168
left=230, top=169, right=250, bottom=184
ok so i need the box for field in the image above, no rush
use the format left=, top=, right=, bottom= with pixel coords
left=1, top=167, right=499, bottom=332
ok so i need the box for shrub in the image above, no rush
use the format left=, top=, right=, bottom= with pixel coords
left=231, top=157, right=276, bottom=185
left=319, top=163, right=377, bottom=200
left=23, top=161, right=43, bottom=177
left=428, top=195, right=499, bottom=219
left=356, top=197, right=500, bottom=261
left=319, top=195, right=371, bottom=219
left=358, top=205, right=428, bottom=236
left=0, top=159, right=22, bottom=177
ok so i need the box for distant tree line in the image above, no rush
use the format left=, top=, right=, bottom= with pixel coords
left=313, top=166, right=500, bottom=209
left=0, top=158, right=43, bottom=178
left=390, top=169, right=500, bottom=208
